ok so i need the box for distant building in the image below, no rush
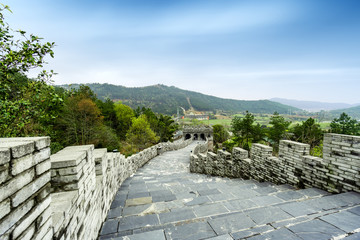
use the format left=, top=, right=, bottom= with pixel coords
left=185, top=114, right=209, bottom=120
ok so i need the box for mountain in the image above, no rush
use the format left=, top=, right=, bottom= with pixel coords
left=329, top=105, right=360, bottom=120
left=270, top=98, right=358, bottom=112
left=60, top=83, right=301, bottom=115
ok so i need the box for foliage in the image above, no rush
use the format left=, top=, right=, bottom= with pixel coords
left=60, top=96, right=103, bottom=145
left=292, top=117, right=323, bottom=149
left=96, top=98, right=118, bottom=130
left=330, top=112, right=360, bottom=135
left=329, top=106, right=360, bottom=120
left=0, top=4, right=55, bottom=88
left=231, top=111, right=256, bottom=150
left=114, top=102, right=135, bottom=140
left=213, top=124, right=229, bottom=145
left=0, top=5, right=60, bottom=139
left=125, top=115, right=159, bottom=151
left=268, top=112, right=291, bottom=152
left=311, top=141, right=323, bottom=158
left=156, top=114, right=178, bottom=142
left=0, top=73, right=63, bottom=137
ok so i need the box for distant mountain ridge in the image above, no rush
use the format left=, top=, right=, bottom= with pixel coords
left=270, top=98, right=359, bottom=112
left=59, top=83, right=301, bottom=115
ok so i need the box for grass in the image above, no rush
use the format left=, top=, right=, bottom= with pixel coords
left=194, top=114, right=332, bottom=131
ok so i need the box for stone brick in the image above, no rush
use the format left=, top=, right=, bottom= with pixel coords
left=15, top=223, right=35, bottom=240
left=0, top=163, right=9, bottom=184
left=0, top=141, right=34, bottom=158
left=36, top=159, right=51, bottom=176
left=33, top=148, right=50, bottom=163
left=0, top=148, right=10, bottom=165
left=13, top=196, right=51, bottom=239
left=33, top=217, right=52, bottom=240
left=0, top=137, right=50, bottom=151
left=0, top=199, right=34, bottom=235
left=0, top=198, right=11, bottom=219
left=11, top=154, right=36, bottom=176
left=50, top=151, right=86, bottom=169
left=0, top=168, right=35, bottom=203
left=12, top=171, right=50, bottom=207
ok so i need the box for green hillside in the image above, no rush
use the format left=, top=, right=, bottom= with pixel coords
left=59, top=83, right=301, bottom=115
left=329, top=105, right=360, bottom=120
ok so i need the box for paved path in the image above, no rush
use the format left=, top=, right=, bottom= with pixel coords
left=99, top=142, right=360, bottom=240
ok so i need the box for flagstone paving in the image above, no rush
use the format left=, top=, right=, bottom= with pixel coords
left=99, top=142, right=360, bottom=240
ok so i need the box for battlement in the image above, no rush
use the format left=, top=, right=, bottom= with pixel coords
left=190, top=133, right=360, bottom=194
left=0, top=138, right=192, bottom=240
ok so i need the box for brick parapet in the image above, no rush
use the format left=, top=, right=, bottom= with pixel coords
left=190, top=133, right=360, bottom=194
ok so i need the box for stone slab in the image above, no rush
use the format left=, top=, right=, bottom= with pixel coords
left=288, top=219, right=345, bottom=240
left=320, top=210, right=360, bottom=233
left=245, top=206, right=292, bottom=225
left=118, top=214, right=160, bottom=232
left=193, top=202, right=229, bottom=218
left=165, top=221, right=216, bottom=240
left=100, top=219, right=119, bottom=235
left=208, top=212, right=255, bottom=235
left=231, top=225, right=274, bottom=239
left=159, top=208, right=196, bottom=224
left=117, top=229, right=166, bottom=240
left=125, top=197, right=152, bottom=207
left=247, top=228, right=302, bottom=240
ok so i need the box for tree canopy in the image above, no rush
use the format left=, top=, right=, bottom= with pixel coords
left=330, top=112, right=360, bottom=135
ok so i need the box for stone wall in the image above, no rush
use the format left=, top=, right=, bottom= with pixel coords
left=0, top=138, right=192, bottom=240
left=0, top=137, right=52, bottom=240
left=190, top=133, right=360, bottom=194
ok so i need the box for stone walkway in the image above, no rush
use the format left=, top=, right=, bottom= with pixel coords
left=99, top=142, right=360, bottom=240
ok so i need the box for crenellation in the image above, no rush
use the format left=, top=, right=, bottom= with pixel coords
left=190, top=133, right=360, bottom=194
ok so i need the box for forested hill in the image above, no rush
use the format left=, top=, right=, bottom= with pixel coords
left=59, top=83, right=301, bottom=115
left=329, top=106, right=360, bottom=120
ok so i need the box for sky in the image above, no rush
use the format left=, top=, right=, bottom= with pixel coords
left=3, top=0, right=360, bottom=104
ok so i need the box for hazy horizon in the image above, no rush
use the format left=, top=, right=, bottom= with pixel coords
left=4, top=0, right=360, bottom=104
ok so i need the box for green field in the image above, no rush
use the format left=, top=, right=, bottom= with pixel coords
left=188, top=114, right=333, bottom=130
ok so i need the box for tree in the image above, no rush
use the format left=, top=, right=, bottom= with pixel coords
left=156, top=114, right=177, bottom=142
left=231, top=111, right=256, bottom=150
left=330, top=112, right=360, bottom=135
left=268, top=112, right=291, bottom=152
left=114, top=102, right=135, bottom=140
left=96, top=98, right=118, bottom=130
left=0, top=4, right=60, bottom=138
left=61, top=97, right=104, bottom=145
left=213, top=124, right=229, bottom=145
left=0, top=4, right=55, bottom=91
left=292, top=117, right=323, bottom=149
left=126, top=115, right=159, bottom=150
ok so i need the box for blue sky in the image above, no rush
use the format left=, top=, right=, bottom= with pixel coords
left=3, top=0, right=360, bottom=103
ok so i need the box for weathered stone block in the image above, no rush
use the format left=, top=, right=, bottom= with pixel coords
left=0, top=137, right=50, bottom=151
left=0, top=163, right=9, bottom=185
left=0, top=141, right=34, bottom=159
left=0, top=199, right=34, bottom=236
left=16, top=223, right=35, bottom=240
left=0, top=148, right=10, bottom=165
left=36, top=159, right=51, bottom=176
left=12, top=196, right=51, bottom=239
left=50, top=151, right=86, bottom=169
left=0, top=168, right=35, bottom=203
left=0, top=198, right=11, bottom=219
left=12, top=171, right=50, bottom=207
left=33, top=148, right=50, bottom=164
left=11, top=154, right=36, bottom=176
left=33, top=217, right=52, bottom=240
